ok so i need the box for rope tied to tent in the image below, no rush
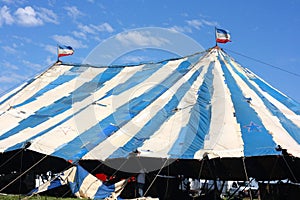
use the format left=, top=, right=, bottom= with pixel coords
left=143, top=159, right=169, bottom=197
left=0, top=154, right=49, bottom=193
left=223, top=48, right=300, bottom=78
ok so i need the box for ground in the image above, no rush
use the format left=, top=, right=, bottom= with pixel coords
left=0, top=194, right=79, bottom=200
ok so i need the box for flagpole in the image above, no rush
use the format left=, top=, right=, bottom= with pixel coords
left=56, top=44, right=60, bottom=63
left=215, top=27, right=218, bottom=47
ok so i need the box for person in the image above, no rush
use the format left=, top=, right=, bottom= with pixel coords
left=137, top=168, right=146, bottom=197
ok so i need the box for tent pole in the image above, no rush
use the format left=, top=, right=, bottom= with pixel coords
left=282, top=155, right=298, bottom=182
left=206, top=157, right=219, bottom=200
left=197, top=157, right=205, bottom=179
left=242, top=157, right=253, bottom=200
left=200, top=179, right=208, bottom=196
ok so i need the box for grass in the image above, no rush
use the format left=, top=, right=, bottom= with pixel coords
left=0, top=194, right=259, bottom=200
left=0, top=194, right=81, bottom=200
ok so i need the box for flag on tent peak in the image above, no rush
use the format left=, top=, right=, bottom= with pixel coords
left=215, top=28, right=231, bottom=43
left=58, top=45, right=74, bottom=58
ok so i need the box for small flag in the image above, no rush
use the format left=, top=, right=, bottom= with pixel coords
left=58, top=45, right=74, bottom=58
left=215, top=28, right=231, bottom=43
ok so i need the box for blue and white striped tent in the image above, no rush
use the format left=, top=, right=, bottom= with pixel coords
left=0, top=47, right=300, bottom=184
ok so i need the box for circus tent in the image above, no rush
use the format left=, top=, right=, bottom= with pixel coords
left=0, top=46, right=299, bottom=198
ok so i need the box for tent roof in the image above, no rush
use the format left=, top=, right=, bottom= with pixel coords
left=0, top=47, right=300, bottom=166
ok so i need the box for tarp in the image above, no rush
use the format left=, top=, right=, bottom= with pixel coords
left=0, top=47, right=300, bottom=170
left=28, top=165, right=127, bottom=199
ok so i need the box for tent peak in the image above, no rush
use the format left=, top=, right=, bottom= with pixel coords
left=213, top=45, right=222, bottom=50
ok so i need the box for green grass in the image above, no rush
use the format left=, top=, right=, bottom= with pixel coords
left=0, top=194, right=82, bottom=200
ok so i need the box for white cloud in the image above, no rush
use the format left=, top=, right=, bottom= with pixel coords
left=0, top=5, right=14, bottom=26
left=118, top=55, right=148, bottom=64
left=14, top=6, right=43, bottom=26
left=36, top=7, right=59, bottom=24
left=78, top=22, right=114, bottom=34
left=44, top=44, right=57, bottom=55
left=3, top=61, right=19, bottom=70
left=169, top=25, right=192, bottom=33
left=0, top=70, right=28, bottom=96
left=12, top=35, right=32, bottom=43
left=64, top=6, right=83, bottom=19
left=116, top=31, right=170, bottom=47
left=171, top=19, right=219, bottom=33
left=72, top=31, right=87, bottom=40
left=186, top=19, right=202, bottom=30
left=186, top=19, right=218, bottom=30
left=45, top=55, right=56, bottom=65
left=2, top=45, right=17, bottom=54
left=181, top=13, right=189, bottom=17
left=0, top=75, right=19, bottom=84
left=201, top=19, right=218, bottom=27
left=74, top=22, right=114, bottom=41
left=22, top=60, right=43, bottom=70
left=0, top=72, right=24, bottom=84
left=92, top=22, right=114, bottom=33
left=0, top=6, right=58, bottom=27
left=78, top=24, right=96, bottom=34
left=52, top=35, right=87, bottom=48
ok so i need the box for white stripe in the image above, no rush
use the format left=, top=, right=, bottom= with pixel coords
left=136, top=56, right=211, bottom=158
left=260, top=90, right=300, bottom=127
left=0, top=67, right=105, bottom=152
left=58, top=48, right=73, bottom=55
left=195, top=52, right=243, bottom=159
left=95, top=58, right=187, bottom=112
left=36, top=180, right=52, bottom=194
left=0, top=65, right=73, bottom=135
left=20, top=65, right=144, bottom=155
left=222, top=53, right=300, bottom=157
left=15, top=59, right=185, bottom=156
left=242, top=67, right=300, bottom=127
left=71, top=58, right=184, bottom=141
left=76, top=173, right=102, bottom=199
left=0, top=82, right=27, bottom=107
left=83, top=57, right=202, bottom=160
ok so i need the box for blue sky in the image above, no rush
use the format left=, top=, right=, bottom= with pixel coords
left=1, top=0, right=300, bottom=102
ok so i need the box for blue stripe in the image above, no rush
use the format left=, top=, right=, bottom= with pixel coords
left=14, top=66, right=87, bottom=108
left=68, top=165, right=90, bottom=194
left=28, top=179, right=64, bottom=195
left=52, top=54, right=204, bottom=161
left=109, top=65, right=206, bottom=159
left=0, top=67, right=123, bottom=141
left=68, top=165, right=118, bottom=199
left=94, top=181, right=118, bottom=199
left=99, top=62, right=167, bottom=101
left=5, top=102, right=91, bottom=152
left=250, top=74, right=300, bottom=115
left=219, top=54, right=278, bottom=156
left=223, top=54, right=300, bottom=144
left=168, top=63, right=214, bottom=159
